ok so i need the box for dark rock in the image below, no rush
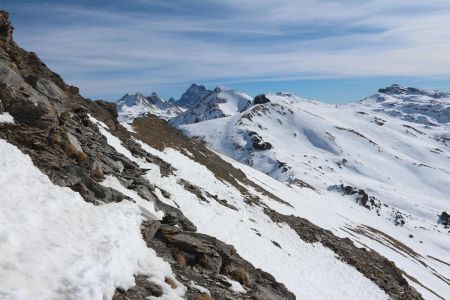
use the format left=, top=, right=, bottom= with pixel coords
left=0, top=10, right=13, bottom=43
left=439, top=211, right=449, bottom=226
left=330, top=184, right=382, bottom=211
left=141, top=220, right=161, bottom=240
left=161, top=211, right=179, bottom=226
left=271, top=241, right=282, bottom=249
left=248, top=131, right=273, bottom=151
left=254, top=94, right=271, bottom=105
left=157, top=202, right=197, bottom=232
left=68, top=85, right=79, bottom=94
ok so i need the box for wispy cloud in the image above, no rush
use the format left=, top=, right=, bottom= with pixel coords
left=3, top=0, right=450, bottom=99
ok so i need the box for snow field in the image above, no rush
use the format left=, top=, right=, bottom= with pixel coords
left=0, top=138, right=184, bottom=300
left=99, top=114, right=389, bottom=300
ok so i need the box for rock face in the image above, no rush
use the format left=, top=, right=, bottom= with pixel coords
left=248, top=131, right=273, bottom=150
left=176, top=83, right=213, bottom=108
left=253, top=94, right=271, bottom=105
left=0, top=10, right=13, bottom=43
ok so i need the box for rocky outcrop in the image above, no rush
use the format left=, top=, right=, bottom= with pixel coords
left=0, top=10, right=13, bottom=43
left=329, top=184, right=407, bottom=226
left=439, top=211, right=449, bottom=227
left=248, top=131, right=273, bottom=151
left=330, top=184, right=381, bottom=210
left=253, top=94, right=271, bottom=105
left=149, top=221, right=295, bottom=299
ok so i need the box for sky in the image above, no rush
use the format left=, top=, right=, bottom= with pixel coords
left=3, top=0, right=450, bottom=103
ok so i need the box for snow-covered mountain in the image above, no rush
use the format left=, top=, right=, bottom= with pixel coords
left=174, top=85, right=450, bottom=299
left=116, top=85, right=253, bottom=128
left=175, top=83, right=213, bottom=108
left=116, top=92, right=184, bottom=123
left=366, top=84, right=450, bottom=125
left=170, top=86, right=253, bottom=126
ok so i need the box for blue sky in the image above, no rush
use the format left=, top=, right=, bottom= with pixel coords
left=3, top=0, right=450, bottom=103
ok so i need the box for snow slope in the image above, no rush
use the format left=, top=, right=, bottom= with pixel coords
left=175, top=85, right=450, bottom=299
left=93, top=120, right=389, bottom=300
left=0, top=112, right=14, bottom=124
left=116, top=92, right=184, bottom=124
left=0, top=139, right=184, bottom=300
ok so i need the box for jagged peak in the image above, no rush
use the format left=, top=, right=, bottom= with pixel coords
left=116, top=92, right=148, bottom=107
left=146, top=92, right=165, bottom=104
left=187, top=83, right=207, bottom=92
left=176, top=83, right=213, bottom=108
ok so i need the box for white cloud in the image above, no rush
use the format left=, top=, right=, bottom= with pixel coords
left=8, top=0, right=450, bottom=98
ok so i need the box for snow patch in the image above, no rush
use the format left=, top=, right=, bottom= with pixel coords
left=0, top=112, right=14, bottom=124
left=0, top=139, right=184, bottom=300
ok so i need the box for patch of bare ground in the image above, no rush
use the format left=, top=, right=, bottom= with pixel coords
left=335, top=126, right=379, bottom=147
left=263, top=208, right=423, bottom=300
left=403, top=124, right=426, bottom=135
left=288, top=178, right=319, bottom=192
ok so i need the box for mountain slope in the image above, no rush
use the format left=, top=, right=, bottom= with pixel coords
left=176, top=88, right=450, bottom=299
left=0, top=10, right=426, bottom=300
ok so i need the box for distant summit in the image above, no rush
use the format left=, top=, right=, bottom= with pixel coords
left=116, top=92, right=184, bottom=123
left=176, top=84, right=212, bottom=108
left=378, top=84, right=449, bottom=99
left=363, top=84, right=450, bottom=124
left=170, top=86, right=253, bottom=126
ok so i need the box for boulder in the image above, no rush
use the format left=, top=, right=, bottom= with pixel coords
left=440, top=211, right=449, bottom=226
